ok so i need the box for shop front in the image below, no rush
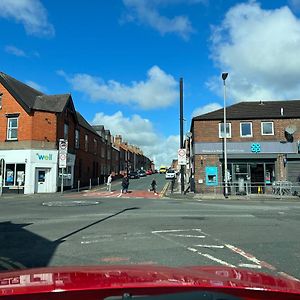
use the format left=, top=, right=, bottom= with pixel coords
left=0, top=149, right=58, bottom=194
left=195, top=141, right=299, bottom=194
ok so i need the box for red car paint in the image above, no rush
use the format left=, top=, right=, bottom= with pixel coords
left=0, top=265, right=299, bottom=300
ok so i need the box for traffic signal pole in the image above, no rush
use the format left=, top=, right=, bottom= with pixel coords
left=180, top=78, right=185, bottom=194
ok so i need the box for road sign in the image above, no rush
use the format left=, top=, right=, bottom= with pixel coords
left=178, top=148, right=187, bottom=165
left=59, top=139, right=68, bottom=168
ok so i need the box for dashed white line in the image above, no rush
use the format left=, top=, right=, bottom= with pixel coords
left=239, top=263, right=262, bottom=269
left=168, top=234, right=206, bottom=238
left=152, top=228, right=202, bottom=234
left=194, top=245, right=225, bottom=249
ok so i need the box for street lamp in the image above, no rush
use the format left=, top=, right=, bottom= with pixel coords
left=222, top=72, right=229, bottom=198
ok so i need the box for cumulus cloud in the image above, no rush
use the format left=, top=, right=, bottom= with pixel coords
left=91, top=111, right=179, bottom=167
left=208, top=1, right=300, bottom=101
left=122, top=0, right=199, bottom=40
left=58, top=66, right=177, bottom=110
left=0, top=0, right=55, bottom=37
left=192, top=102, right=222, bottom=118
left=5, top=45, right=26, bottom=57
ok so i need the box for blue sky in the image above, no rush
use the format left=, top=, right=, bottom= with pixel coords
left=1, top=0, right=300, bottom=167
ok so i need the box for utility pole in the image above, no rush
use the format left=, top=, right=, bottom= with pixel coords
left=180, top=78, right=185, bottom=194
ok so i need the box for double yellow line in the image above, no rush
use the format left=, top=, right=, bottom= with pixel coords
left=159, top=182, right=170, bottom=198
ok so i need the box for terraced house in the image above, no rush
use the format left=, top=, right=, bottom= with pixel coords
left=191, top=100, right=300, bottom=195
left=0, top=72, right=151, bottom=194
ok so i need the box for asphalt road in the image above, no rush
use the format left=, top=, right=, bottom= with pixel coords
left=0, top=192, right=299, bottom=283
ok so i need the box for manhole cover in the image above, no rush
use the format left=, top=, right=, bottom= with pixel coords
left=42, top=200, right=100, bottom=207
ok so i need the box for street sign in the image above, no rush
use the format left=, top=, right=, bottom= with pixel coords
left=178, top=148, right=187, bottom=165
left=59, top=139, right=68, bottom=168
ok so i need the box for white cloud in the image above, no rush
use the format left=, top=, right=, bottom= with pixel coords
left=209, top=1, right=300, bottom=101
left=122, top=0, right=198, bottom=40
left=91, top=111, right=179, bottom=167
left=25, top=80, right=47, bottom=92
left=5, top=45, right=26, bottom=57
left=192, top=102, right=222, bottom=118
left=0, top=0, right=54, bottom=37
left=58, top=66, right=177, bottom=110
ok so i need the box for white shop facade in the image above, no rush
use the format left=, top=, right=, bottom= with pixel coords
left=0, top=149, right=75, bottom=194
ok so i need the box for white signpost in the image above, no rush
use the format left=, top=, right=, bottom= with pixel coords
left=178, top=148, right=187, bottom=165
left=59, top=139, right=68, bottom=193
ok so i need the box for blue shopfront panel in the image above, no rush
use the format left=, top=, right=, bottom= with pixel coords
left=206, top=166, right=218, bottom=186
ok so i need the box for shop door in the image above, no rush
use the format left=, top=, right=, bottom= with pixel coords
left=35, top=168, right=49, bottom=193
left=250, top=164, right=264, bottom=193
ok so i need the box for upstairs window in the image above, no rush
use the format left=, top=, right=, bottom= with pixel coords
left=219, top=122, right=231, bottom=138
left=261, top=122, right=274, bottom=135
left=94, top=138, right=97, bottom=154
left=75, top=129, right=80, bottom=149
left=0, top=92, right=3, bottom=109
left=240, top=122, right=252, bottom=137
left=64, top=123, right=69, bottom=140
left=7, top=117, right=18, bottom=140
left=85, top=134, right=88, bottom=152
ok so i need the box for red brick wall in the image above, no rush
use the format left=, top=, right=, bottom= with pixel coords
left=194, top=118, right=300, bottom=142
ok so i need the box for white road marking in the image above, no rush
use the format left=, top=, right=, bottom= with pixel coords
left=194, top=244, right=225, bottom=249
left=168, top=234, right=206, bottom=238
left=239, top=263, right=262, bottom=269
left=225, top=244, right=261, bottom=266
left=152, top=228, right=202, bottom=234
left=117, top=193, right=122, bottom=197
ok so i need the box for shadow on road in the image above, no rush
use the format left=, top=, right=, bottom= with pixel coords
left=0, top=207, right=140, bottom=270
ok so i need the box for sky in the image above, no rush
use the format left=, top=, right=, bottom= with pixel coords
left=1, top=0, right=300, bottom=167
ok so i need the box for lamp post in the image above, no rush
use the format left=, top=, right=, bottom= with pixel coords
left=222, top=72, right=229, bottom=198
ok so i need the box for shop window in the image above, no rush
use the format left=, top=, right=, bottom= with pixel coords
left=261, top=122, right=274, bottom=135
left=5, top=163, right=25, bottom=186
left=75, top=129, right=80, bottom=149
left=7, top=117, right=18, bottom=140
left=240, top=122, right=252, bottom=137
left=219, top=123, right=231, bottom=138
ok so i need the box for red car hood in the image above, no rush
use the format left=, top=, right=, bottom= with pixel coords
left=0, top=265, right=299, bottom=299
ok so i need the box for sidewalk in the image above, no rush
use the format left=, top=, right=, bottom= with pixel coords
left=166, top=190, right=300, bottom=201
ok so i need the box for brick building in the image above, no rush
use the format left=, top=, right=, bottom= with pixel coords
left=191, top=101, right=300, bottom=194
left=0, top=71, right=151, bottom=194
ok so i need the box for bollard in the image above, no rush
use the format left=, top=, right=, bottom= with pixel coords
left=77, top=180, right=80, bottom=192
left=89, top=178, right=92, bottom=190
left=97, top=177, right=100, bottom=186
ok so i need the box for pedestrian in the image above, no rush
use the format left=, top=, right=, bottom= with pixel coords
left=121, top=174, right=129, bottom=194
left=151, top=178, right=157, bottom=195
left=107, top=173, right=113, bottom=193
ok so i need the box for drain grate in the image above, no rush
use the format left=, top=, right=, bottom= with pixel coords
left=42, top=200, right=100, bottom=207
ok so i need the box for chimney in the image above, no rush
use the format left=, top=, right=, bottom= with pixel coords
left=280, top=107, right=284, bottom=116
left=114, top=135, right=122, bottom=145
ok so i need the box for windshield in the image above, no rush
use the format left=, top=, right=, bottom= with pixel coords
left=1, top=1, right=300, bottom=299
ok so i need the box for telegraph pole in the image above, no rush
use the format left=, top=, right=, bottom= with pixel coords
left=180, top=78, right=185, bottom=194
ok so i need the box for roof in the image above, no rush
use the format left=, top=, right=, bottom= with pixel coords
left=33, top=94, right=71, bottom=112
left=76, top=111, right=99, bottom=135
left=92, top=125, right=104, bottom=132
left=0, top=71, right=71, bottom=113
left=193, top=100, right=300, bottom=121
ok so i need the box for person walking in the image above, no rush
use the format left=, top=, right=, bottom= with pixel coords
left=121, top=174, right=129, bottom=194
left=107, top=173, right=113, bottom=193
left=151, top=178, right=158, bottom=195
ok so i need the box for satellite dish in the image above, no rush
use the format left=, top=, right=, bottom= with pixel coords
left=285, top=125, right=297, bottom=135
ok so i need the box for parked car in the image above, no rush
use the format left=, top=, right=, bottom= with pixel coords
left=146, top=169, right=152, bottom=175
left=128, top=171, right=140, bottom=179
left=138, top=170, right=147, bottom=177
left=165, top=169, right=176, bottom=179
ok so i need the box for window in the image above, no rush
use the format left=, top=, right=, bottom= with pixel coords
left=94, top=138, right=97, bottom=154
left=64, top=123, right=69, bottom=140
left=75, top=129, right=80, bottom=149
left=0, top=92, right=3, bottom=109
left=261, top=121, right=274, bottom=135
left=7, top=117, right=18, bottom=140
left=240, top=122, right=252, bottom=137
left=5, top=163, right=25, bottom=186
left=85, top=134, right=88, bottom=152
left=219, top=122, right=231, bottom=138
